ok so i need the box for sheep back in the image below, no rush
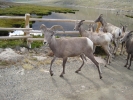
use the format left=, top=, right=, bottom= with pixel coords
left=50, top=37, right=93, bottom=57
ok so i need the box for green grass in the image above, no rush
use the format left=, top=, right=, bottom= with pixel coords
left=0, top=3, right=76, bottom=16
left=0, top=39, right=44, bottom=49
left=0, top=19, right=25, bottom=27
left=0, top=39, right=26, bottom=48
left=125, top=15, right=133, bottom=18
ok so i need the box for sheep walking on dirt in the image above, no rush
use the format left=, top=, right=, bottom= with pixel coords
left=95, top=14, right=127, bottom=55
left=40, top=24, right=102, bottom=79
left=74, top=20, right=113, bottom=65
left=120, top=31, right=133, bottom=69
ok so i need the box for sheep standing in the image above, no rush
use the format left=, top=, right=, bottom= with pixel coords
left=74, top=20, right=113, bottom=65
left=95, top=14, right=127, bottom=55
left=40, top=24, right=102, bottom=79
left=120, top=31, right=133, bottom=69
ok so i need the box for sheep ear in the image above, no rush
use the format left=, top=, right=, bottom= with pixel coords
left=40, top=24, right=47, bottom=32
left=50, top=25, right=65, bottom=33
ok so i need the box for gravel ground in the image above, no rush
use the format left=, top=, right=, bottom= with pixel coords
left=0, top=53, right=133, bottom=100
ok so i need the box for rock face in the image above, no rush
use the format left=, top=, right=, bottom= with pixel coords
left=0, top=48, right=24, bottom=64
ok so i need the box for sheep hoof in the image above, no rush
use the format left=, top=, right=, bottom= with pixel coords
left=60, top=74, right=63, bottom=77
left=75, top=69, right=81, bottom=73
left=50, top=73, right=53, bottom=76
left=50, top=72, right=54, bottom=76
left=75, top=70, right=79, bottom=73
left=100, top=76, right=102, bottom=79
left=124, top=65, right=127, bottom=67
left=127, top=67, right=130, bottom=70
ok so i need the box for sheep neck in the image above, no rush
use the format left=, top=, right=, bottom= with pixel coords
left=79, top=26, right=87, bottom=37
left=100, top=18, right=107, bottom=27
left=49, top=36, right=57, bottom=53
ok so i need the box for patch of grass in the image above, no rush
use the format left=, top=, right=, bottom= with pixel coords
left=0, top=39, right=44, bottom=49
left=31, top=41, right=43, bottom=48
left=0, top=19, right=24, bottom=27
left=0, top=2, right=76, bottom=16
left=0, top=39, right=26, bottom=48
left=125, top=15, right=133, bottom=18
left=0, top=61, right=9, bottom=66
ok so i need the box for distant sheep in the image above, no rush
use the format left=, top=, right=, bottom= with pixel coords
left=40, top=24, right=102, bottom=79
left=95, top=14, right=127, bottom=55
left=74, top=20, right=113, bottom=65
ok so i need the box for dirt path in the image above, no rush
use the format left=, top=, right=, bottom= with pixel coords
left=0, top=54, right=133, bottom=100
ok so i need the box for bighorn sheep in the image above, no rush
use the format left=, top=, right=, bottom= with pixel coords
left=40, top=24, right=102, bottom=79
left=95, top=14, right=127, bottom=55
left=74, top=20, right=113, bottom=65
left=120, top=31, right=133, bottom=69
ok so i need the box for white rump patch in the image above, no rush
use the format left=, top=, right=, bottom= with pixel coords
left=86, top=38, right=93, bottom=50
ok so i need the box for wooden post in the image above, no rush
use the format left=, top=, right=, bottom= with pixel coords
left=24, top=13, right=30, bottom=36
left=24, top=13, right=30, bottom=43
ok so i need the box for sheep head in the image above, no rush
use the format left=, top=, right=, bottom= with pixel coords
left=73, top=20, right=85, bottom=31
left=120, top=31, right=133, bottom=43
left=40, top=24, right=65, bottom=45
left=95, top=14, right=104, bottom=26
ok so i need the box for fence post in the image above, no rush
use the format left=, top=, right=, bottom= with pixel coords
left=24, top=13, right=30, bottom=36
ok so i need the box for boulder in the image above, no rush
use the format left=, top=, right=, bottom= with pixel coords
left=0, top=48, right=24, bottom=64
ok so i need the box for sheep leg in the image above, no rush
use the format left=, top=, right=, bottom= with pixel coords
left=124, top=54, right=130, bottom=68
left=114, top=39, right=120, bottom=55
left=120, top=42, right=124, bottom=55
left=50, top=56, right=56, bottom=76
left=127, top=55, right=132, bottom=70
left=75, top=55, right=85, bottom=73
left=109, top=44, right=114, bottom=54
left=60, top=57, right=67, bottom=77
left=113, top=39, right=118, bottom=55
left=86, top=53, right=102, bottom=79
left=103, top=45, right=112, bottom=65
left=113, top=42, right=117, bottom=55
left=112, top=40, right=116, bottom=54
